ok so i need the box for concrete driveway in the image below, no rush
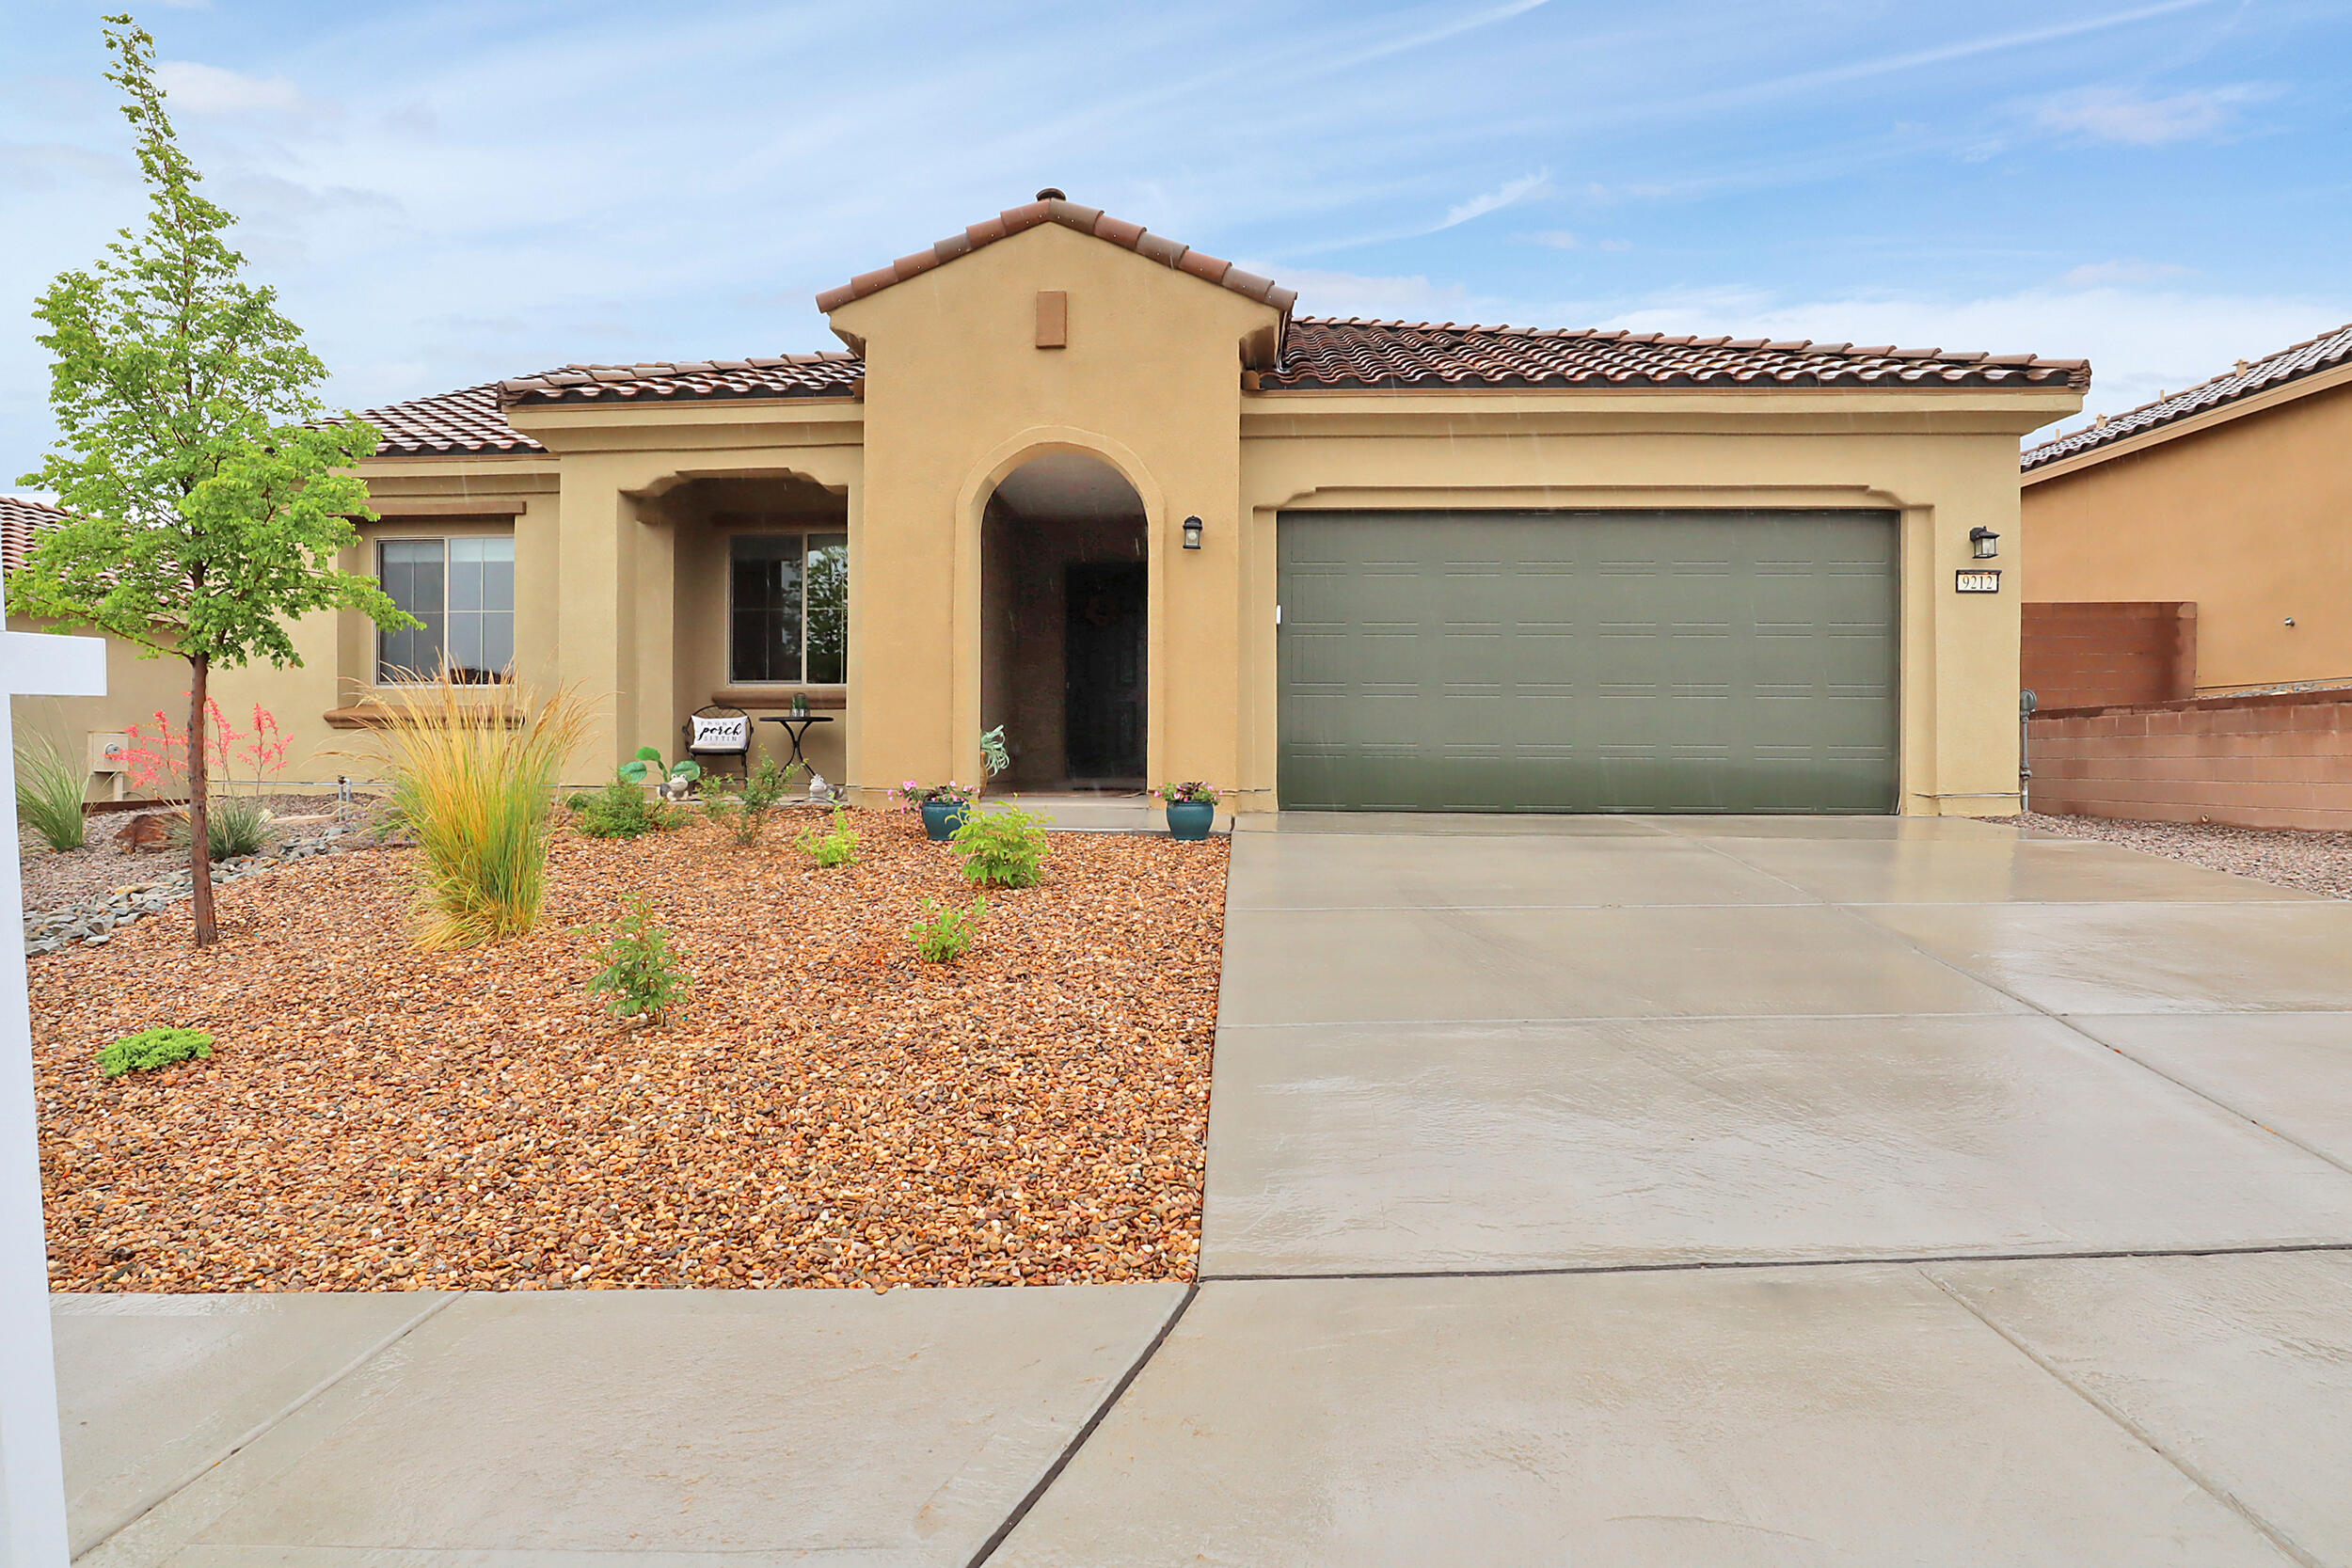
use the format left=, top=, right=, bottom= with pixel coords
left=51, top=815, right=2352, bottom=1564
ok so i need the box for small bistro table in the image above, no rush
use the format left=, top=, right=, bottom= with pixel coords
left=760, top=713, right=834, bottom=771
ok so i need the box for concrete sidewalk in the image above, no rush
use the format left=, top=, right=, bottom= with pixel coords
left=51, top=814, right=2352, bottom=1564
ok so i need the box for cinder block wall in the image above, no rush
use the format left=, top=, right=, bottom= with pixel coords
left=2027, top=689, right=2352, bottom=830
left=2021, top=601, right=2197, bottom=711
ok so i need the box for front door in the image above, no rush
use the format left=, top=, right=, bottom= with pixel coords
left=1064, top=562, right=1147, bottom=784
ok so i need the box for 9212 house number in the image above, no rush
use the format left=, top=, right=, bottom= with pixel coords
left=1955, top=570, right=2002, bottom=593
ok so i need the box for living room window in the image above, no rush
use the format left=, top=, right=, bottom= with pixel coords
left=731, top=531, right=848, bottom=683
left=377, top=536, right=516, bottom=682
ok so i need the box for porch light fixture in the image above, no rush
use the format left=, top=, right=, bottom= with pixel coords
left=1182, top=515, right=1204, bottom=551
left=1969, top=526, right=2000, bottom=560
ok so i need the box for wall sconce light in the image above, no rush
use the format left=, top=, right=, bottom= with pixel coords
left=1969, top=526, right=2000, bottom=560
left=1182, top=515, right=1204, bottom=551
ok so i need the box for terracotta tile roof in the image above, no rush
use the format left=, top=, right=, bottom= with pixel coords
left=815, top=196, right=1298, bottom=319
left=2022, top=320, right=2352, bottom=472
left=1261, top=318, right=2092, bottom=392
left=361, top=382, right=548, bottom=456
left=2, top=494, right=67, bottom=576
left=497, top=354, right=864, bottom=410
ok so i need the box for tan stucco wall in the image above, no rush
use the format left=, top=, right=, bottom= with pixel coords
left=7, top=622, right=190, bottom=801
left=2021, top=374, right=2352, bottom=692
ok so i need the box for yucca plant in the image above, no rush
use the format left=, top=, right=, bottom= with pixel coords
left=14, top=733, right=88, bottom=851
left=358, top=669, right=592, bottom=949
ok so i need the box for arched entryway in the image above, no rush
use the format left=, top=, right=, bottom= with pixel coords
left=979, top=451, right=1149, bottom=792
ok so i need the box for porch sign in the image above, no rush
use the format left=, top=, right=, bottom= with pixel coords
left=0, top=630, right=105, bottom=1566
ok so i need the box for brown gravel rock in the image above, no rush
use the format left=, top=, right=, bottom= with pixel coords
left=31, top=811, right=1229, bottom=1293
left=2005, top=812, right=2352, bottom=899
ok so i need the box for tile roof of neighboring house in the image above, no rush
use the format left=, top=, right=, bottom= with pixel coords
left=1261, top=318, right=2092, bottom=392
left=2022, top=320, right=2352, bottom=472
left=496, top=353, right=866, bottom=410
left=1, top=494, right=67, bottom=575
left=813, top=196, right=1300, bottom=318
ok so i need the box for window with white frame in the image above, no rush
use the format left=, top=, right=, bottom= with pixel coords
left=731, top=531, right=847, bottom=683
left=377, top=536, right=516, bottom=682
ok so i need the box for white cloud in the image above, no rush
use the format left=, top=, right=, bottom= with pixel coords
left=1267, top=268, right=1492, bottom=322
left=2061, top=259, right=2196, bottom=286
left=1438, top=171, right=1549, bottom=230
left=2035, top=85, right=2269, bottom=146
left=1530, top=230, right=1581, bottom=249
left=154, top=61, right=317, bottom=119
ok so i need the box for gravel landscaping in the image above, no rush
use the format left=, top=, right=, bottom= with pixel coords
left=31, top=808, right=1228, bottom=1293
left=2008, top=811, right=2352, bottom=899
left=18, top=794, right=378, bottom=913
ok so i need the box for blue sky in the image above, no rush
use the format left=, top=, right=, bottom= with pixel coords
left=5, top=0, right=2349, bottom=476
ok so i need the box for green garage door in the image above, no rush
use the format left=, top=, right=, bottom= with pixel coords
left=1278, top=510, right=1899, bottom=813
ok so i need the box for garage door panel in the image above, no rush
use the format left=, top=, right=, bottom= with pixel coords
left=1278, top=510, right=1899, bottom=814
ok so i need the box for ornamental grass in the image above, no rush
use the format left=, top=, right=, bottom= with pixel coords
left=362, top=669, right=592, bottom=949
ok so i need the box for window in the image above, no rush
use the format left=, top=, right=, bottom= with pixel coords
left=731, top=531, right=847, bottom=683
left=377, top=536, right=515, bottom=682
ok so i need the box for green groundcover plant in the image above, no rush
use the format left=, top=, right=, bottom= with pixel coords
left=586, top=899, right=691, bottom=1026
left=796, top=807, right=859, bottom=867
left=911, top=895, right=985, bottom=962
left=98, top=1026, right=214, bottom=1078
left=572, top=775, right=683, bottom=840
left=950, top=806, right=1050, bottom=887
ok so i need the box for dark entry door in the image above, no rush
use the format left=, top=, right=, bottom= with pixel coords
left=1065, top=563, right=1147, bottom=782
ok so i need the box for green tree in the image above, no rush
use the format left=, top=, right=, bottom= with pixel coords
left=10, top=15, right=413, bottom=946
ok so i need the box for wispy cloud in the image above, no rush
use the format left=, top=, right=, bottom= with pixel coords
left=2036, top=84, right=2271, bottom=144
left=155, top=60, right=317, bottom=117
left=1438, top=171, right=1549, bottom=230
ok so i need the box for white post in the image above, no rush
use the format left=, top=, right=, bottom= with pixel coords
left=0, top=630, right=106, bottom=1567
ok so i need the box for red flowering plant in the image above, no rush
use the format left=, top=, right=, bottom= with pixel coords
left=122, top=701, right=290, bottom=858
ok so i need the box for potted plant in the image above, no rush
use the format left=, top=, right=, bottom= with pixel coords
left=895, top=780, right=976, bottom=841
left=1158, top=781, right=1218, bottom=841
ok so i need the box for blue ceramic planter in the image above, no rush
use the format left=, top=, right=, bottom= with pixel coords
left=921, top=800, right=970, bottom=841
left=1166, top=800, right=1216, bottom=841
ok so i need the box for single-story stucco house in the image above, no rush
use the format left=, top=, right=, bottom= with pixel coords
left=189, top=193, right=2087, bottom=815
left=2021, top=320, right=2352, bottom=702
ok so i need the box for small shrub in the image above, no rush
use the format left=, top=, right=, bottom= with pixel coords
left=951, top=806, right=1050, bottom=887
left=573, top=775, right=680, bottom=839
left=1157, top=781, right=1220, bottom=806
left=585, top=899, right=691, bottom=1025
left=15, top=735, right=87, bottom=851
left=618, top=745, right=702, bottom=796
left=701, top=756, right=803, bottom=847
left=796, top=807, right=859, bottom=867
left=168, top=794, right=270, bottom=860
left=98, top=1026, right=214, bottom=1079
left=911, top=894, right=985, bottom=962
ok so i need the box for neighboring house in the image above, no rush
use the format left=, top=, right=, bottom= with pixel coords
left=213, top=194, right=2084, bottom=815
left=3, top=494, right=184, bottom=800
left=2021, top=321, right=2352, bottom=704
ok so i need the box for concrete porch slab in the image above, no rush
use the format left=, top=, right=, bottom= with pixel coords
left=986, top=793, right=1219, bottom=834
left=72, top=1284, right=1184, bottom=1567
left=1216, top=903, right=2025, bottom=1027
left=1926, top=1252, right=2352, bottom=1568
left=1200, top=1014, right=2352, bottom=1276
left=1860, top=901, right=2352, bottom=1014
left=988, top=1270, right=2296, bottom=1567
left=53, top=1292, right=449, bottom=1559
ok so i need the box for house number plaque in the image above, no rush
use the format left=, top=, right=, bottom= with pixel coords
left=1955, top=570, right=2002, bottom=594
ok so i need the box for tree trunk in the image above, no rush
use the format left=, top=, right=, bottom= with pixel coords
left=188, top=654, right=216, bottom=947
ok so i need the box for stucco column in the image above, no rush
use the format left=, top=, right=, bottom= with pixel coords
left=555, top=455, right=675, bottom=784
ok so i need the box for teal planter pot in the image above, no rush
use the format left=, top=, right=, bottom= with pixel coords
left=921, top=800, right=970, bottom=841
left=1166, top=800, right=1216, bottom=841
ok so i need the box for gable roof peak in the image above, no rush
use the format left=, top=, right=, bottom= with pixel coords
left=814, top=196, right=1297, bottom=321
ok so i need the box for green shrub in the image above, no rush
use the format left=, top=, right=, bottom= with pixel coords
left=618, top=745, right=702, bottom=794
left=796, top=807, right=859, bottom=867
left=951, top=806, right=1050, bottom=888
left=98, top=1026, right=214, bottom=1079
left=573, top=775, right=680, bottom=839
left=14, top=735, right=87, bottom=851
left=911, top=895, right=985, bottom=962
left=585, top=899, right=692, bottom=1025
left=701, top=756, right=803, bottom=847
left=168, top=794, right=270, bottom=860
